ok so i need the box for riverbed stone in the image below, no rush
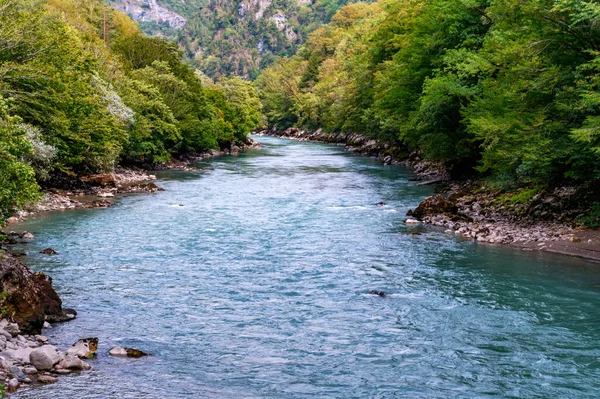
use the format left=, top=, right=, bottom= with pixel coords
left=7, top=377, right=19, bottom=391
left=66, top=338, right=98, bottom=359
left=59, top=353, right=89, bottom=370
left=37, top=374, right=57, bottom=384
left=29, top=345, right=61, bottom=371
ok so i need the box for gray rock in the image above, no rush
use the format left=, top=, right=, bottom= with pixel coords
left=8, top=377, right=19, bottom=391
left=2, top=347, right=33, bottom=364
left=35, top=335, right=49, bottom=344
left=59, top=354, right=89, bottom=370
left=8, top=365, right=27, bottom=382
left=23, top=366, right=37, bottom=374
left=29, top=345, right=61, bottom=371
left=22, top=232, right=34, bottom=240
left=66, top=338, right=97, bottom=359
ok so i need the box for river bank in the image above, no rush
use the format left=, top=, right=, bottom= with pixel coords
left=3, top=138, right=261, bottom=227
left=258, top=128, right=600, bottom=262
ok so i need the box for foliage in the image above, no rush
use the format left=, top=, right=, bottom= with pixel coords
left=110, top=0, right=367, bottom=78
left=257, top=0, right=600, bottom=190
left=577, top=202, right=600, bottom=229
left=0, top=96, right=40, bottom=222
left=0, top=0, right=262, bottom=223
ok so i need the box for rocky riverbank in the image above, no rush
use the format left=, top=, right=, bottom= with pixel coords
left=405, top=182, right=600, bottom=261
left=4, top=137, right=262, bottom=226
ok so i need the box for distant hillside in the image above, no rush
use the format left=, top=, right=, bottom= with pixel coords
left=108, top=0, right=357, bottom=78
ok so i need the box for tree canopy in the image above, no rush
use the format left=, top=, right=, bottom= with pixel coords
left=256, top=0, right=600, bottom=187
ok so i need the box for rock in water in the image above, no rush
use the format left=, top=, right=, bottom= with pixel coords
left=21, top=232, right=34, bottom=240
left=0, top=254, right=68, bottom=334
left=66, top=338, right=98, bottom=359
left=109, top=346, right=148, bottom=358
left=39, top=248, right=57, bottom=255
left=369, top=290, right=386, bottom=297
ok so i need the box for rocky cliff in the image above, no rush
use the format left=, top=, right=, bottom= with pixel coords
left=0, top=251, right=73, bottom=335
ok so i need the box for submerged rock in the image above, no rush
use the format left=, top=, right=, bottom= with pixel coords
left=39, top=248, right=57, bottom=255
left=37, top=374, right=57, bottom=384
left=368, top=290, right=386, bottom=297
left=59, top=353, right=90, bottom=370
left=109, top=346, right=148, bottom=358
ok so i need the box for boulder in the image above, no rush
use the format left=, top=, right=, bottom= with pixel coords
left=59, top=353, right=90, bottom=370
left=0, top=254, right=69, bottom=334
left=8, top=365, right=27, bottom=382
left=21, top=232, right=34, bottom=240
left=0, top=320, right=19, bottom=337
left=407, top=195, right=458, bottom=220
left=66, top=338, right=98, bottom=359
left=29, top=345, right=61, bottom=371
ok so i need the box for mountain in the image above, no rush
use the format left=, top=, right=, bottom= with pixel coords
left=108, top=0, right=357, bottom=78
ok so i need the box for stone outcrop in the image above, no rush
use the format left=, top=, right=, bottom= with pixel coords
left=406, top=195, right=459, bottom=220
left=110, top=0, right=186, bottom=29
left=0, top=253, right=72, bottom=334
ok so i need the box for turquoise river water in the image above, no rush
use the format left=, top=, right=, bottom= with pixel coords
left=10, top=136, right=600, bottom=398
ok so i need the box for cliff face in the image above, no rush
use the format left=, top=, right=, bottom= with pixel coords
left=109, top=0, right=357, bottom=78
left=110, top=0, right=186, bottom=28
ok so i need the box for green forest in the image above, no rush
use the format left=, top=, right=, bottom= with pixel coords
left=0, top=0, right=261, bottom=222
left=256, top=0, right=600, bottom=191
left=114, top=0, right=363, bottom=78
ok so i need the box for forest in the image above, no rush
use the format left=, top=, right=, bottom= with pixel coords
left=119, top=0, right=362, bottom=78
left=256, top=0, right=600, bottom=195
left=0, top=0, right=262, bottom=222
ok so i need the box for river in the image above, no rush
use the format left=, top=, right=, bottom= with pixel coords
left=11, top=136, right=600, bottom=398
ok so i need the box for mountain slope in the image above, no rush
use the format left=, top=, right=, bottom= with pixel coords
left=108, top=0, right=358, bottom=78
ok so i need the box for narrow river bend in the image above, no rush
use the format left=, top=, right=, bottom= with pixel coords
left=12, top=136, right=600, bottom=398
